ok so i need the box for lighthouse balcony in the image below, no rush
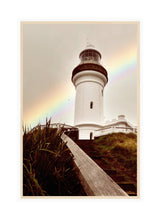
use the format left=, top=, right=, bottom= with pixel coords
left=72, top=63, right=108, bottom=82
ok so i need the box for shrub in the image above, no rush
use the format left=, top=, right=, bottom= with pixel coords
left=23, top=120, right=86, bottom=196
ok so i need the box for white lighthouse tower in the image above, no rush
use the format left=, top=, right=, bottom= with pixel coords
left=72, top=44, right=108, bottom=139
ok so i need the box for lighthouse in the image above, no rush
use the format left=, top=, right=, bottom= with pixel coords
left=72, top=45, right=108, bottom=139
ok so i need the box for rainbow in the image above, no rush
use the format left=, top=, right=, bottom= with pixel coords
left=23, top=84, right=75, bottom=129
left=24, top=43, right=137, bottom=129
left=106, top=44, right=137, bottom=84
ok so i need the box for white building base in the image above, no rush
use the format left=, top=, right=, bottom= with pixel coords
left=76, top=115, right=137, bottom=140
left=76, top=123, right=103, bottom=140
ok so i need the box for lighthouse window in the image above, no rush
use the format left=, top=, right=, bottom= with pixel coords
left=90, top=101, right=93, bottom=109
left=81, top=50, right=100, bottom=63
left=102, top=89, right=103, bottom=96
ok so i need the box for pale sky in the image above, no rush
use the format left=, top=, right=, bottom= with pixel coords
left=23, top=22, right=138, bottom=128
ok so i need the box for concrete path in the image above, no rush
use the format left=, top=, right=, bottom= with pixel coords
left=61, top=133, right=128, bottom=197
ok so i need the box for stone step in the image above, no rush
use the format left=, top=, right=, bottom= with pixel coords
left=118, top=183, right=137, bottom=192
left=108, top=174, right=126, bottom=182
left=126, top=191, right=137, bottom=196
left=103, top=169, right=117, bottom=175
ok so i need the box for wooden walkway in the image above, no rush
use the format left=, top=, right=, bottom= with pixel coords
left=61, top=133, right=128, bottom=197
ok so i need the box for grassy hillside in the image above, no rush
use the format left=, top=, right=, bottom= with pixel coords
left=94, top=133, right=137, bottom=180
left=76, top=132, right=137, bottom=195
left=23, top=121, right=86, bottom=196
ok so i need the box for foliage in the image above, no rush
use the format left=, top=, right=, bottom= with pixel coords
left=93, top=132, right=137, bottom=182
left=23, top=120, right=86, bottom=196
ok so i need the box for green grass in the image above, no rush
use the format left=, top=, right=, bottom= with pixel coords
left=93, top=133, right=137, bottom=182
left=23, top=120, right=86, bottom=196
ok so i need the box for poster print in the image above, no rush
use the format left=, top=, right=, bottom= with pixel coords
left=22, top=22, right=139, bottom=197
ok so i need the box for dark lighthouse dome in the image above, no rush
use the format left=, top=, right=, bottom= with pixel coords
left=72, top=44, right=108, bottom=82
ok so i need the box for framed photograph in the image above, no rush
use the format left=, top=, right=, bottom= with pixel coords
left=21, top=21, right=139, bottom=198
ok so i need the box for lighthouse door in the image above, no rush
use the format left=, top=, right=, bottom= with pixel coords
left=90, top=132, right=93, bottom=140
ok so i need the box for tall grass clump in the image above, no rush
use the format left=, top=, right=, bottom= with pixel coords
left=23, top=119, right=86, bottom=196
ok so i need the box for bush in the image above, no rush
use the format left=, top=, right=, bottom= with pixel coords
left=23, top=120, right=86, bottom=196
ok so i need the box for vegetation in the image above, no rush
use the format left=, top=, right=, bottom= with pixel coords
left=23, top=121, right=137, bottom=196
left=93, top=132, right=137, bottom=181
left=23, top=120, right=86, bottom=196
left=76, top=132, right=137, bottom=195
